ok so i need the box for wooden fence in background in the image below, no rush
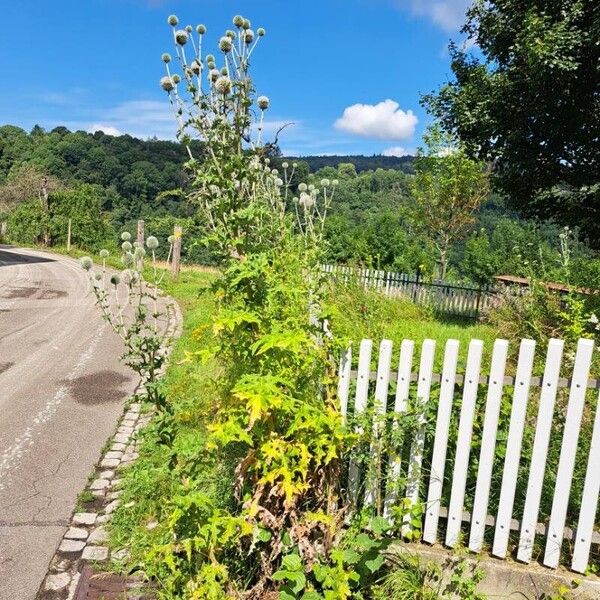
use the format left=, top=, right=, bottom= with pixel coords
left=337, top=335, right=600, bottom=574
left=322, top=264, right=495, bottom=318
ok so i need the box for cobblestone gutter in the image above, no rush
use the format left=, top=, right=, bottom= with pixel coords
left=36, top=297, right=182, bottom=600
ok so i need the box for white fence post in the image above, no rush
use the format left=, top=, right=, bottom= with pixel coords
left=492, top=339, right=536, bottom=558
left=348, top=339, right=373, bottom=505
left=423, top=339, right=460, bottom=543
left=469, top=339, right=510, bottom=552
left=517, top=339, right=564, bottom=563
left=403, top=339, right=436, bottom=535
left=364, top=340, right=393, bottom=509
left=544, top=338, right=594, bottom=568
left=445, top=339, right=484, bottom=548
left=338, top=345, right=352, bottom=423
left=571, top=389, right=600, bottom=573
left=383, top=340, right=415, bottom=517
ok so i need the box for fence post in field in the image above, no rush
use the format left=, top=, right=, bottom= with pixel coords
left=137, top=219, right=145, bottom=246
left=543, top=338, right=594, bottom=568
left=66, top=218, right=72, bottom=251
left=172, top=225, right=182, bottom=277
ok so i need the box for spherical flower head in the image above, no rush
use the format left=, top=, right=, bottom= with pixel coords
left=134, top=246, right=146, bottom=260
left=160, top=76, right=174, bottom=92
left=146, top=236, right=159, bottom=250
left=293, top=162, right=298, bottom=168
left=209, top=69, right=220, bottom=82
left=99, top=249, right=109, bottom=258
left=282, top=162, right=289, bottom=169
left=190, top=60, right=203, bottom=75
left=168, top=14, right=179, bottom=26
left=332, top=179, right=339, bottom=186
left=121, top=231, right=132, bottom=241
left=308, top=184, right=315, bottom=191
left=245, top=30, right=254, bottom=43
left=264, top=158, right=270, bottom=164
left=219, top=36, right=233, bottom=53
left=162, top=52, right=171, bottom=64
left=121, top=241, right=132, bottom=252
left=175, top=29, right=189, bottom=45
left=233, top=15, right=244, bottom=27
left=172, top=74, right=181, bottom=84
left=299, top=192, right=315, bottom=209
left=275, top=178, right=283, bottom=187
left=220, top=66, right=228, bottom=75
left=271, top=168, right=279, bottom=175
left=207, top=61, right=216, bottom=71
left=185, top=25, right=192, bottom=33
left=122, top=252, right=134, bottom=267
left=320, top=178, right=330, bottom=187
left=133, top=241, right=142, bottom=248
left=257, top=95, right=270, bottom=110
left=243, top=19, right=251, bottom=29
left=206, top=53, right=215, bottom=63
left=110, top=274, right=120, bottom=286
left=80, top=256, right=93, bottom=271
left=196, top=24, right=206, bottom=34
left=257, top=27, right=266, bottom=37
left=168, top=235, right=175, bottom=244
left=215, top=76, right=232, bottom=94
left=298, top=183, right=308, bottom=192
left=225, top=29, right=236, bottom=40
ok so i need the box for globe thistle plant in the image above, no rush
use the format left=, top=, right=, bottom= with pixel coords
left=80, top=233, right=177, bottom=410
left=160, top=13, right=336, bottom=257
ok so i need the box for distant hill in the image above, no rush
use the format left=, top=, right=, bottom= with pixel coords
left=286, top=154, right=414, bottom=174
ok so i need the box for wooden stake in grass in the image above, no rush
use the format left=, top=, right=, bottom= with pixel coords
left=172, top=225, right=182, bottom=277
left=67, top=218, right=72, bottom=251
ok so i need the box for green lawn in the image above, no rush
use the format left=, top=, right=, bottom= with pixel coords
left=325, top=282, right=502, bottom=372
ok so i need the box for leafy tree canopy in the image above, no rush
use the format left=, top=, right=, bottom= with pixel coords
left=424, top=0, right=600, bottom=243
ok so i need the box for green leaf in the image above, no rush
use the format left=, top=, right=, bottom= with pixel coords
left=364, top=554, right=385, bottom=574
left=282, top=554, right=303, bottom=572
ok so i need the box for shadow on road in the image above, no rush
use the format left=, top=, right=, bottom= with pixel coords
left=0, top=246, right=56, bottom=267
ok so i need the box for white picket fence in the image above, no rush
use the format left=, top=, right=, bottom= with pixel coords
left=322, top=264, right=495, bottom=318
left=337, top=335, right=600, bottom=574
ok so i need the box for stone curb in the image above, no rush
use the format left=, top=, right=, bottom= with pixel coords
left=36, top=297, right=183, bottom=600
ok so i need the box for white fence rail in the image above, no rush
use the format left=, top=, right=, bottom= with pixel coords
left=323, top=264, right=495, bottom=318
left=340, top=335, right=600, bottom=574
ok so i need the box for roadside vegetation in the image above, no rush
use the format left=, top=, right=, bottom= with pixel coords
left=3, top=1, right=599, bottom=598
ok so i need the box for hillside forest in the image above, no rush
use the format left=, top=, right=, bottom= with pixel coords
left=1, top=124, right=599, bottom=289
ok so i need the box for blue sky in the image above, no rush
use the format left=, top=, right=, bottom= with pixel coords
left=0, top=0, right=472, bottom=156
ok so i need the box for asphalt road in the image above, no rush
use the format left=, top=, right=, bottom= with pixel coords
left=0, top=246, right=136, bottom=600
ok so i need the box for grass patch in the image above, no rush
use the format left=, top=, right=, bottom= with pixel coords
left=104, top=266, right=221, bottom=567
left=326, top=281, right=499, bottom=371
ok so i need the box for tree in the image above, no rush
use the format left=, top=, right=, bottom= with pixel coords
left=412, top=125, right=489, bottom=279
left=424, top=0, right=600, bottom=243
left=0, top=164, right=62, bottom=212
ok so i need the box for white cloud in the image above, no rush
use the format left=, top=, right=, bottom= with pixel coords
left=382, top=146, right=411, bottom=157
left=395, top=0, right=470, bottom=32
left=334, top=100, right=418, bottom=141
left=87, top=123, right=122, bottom=136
